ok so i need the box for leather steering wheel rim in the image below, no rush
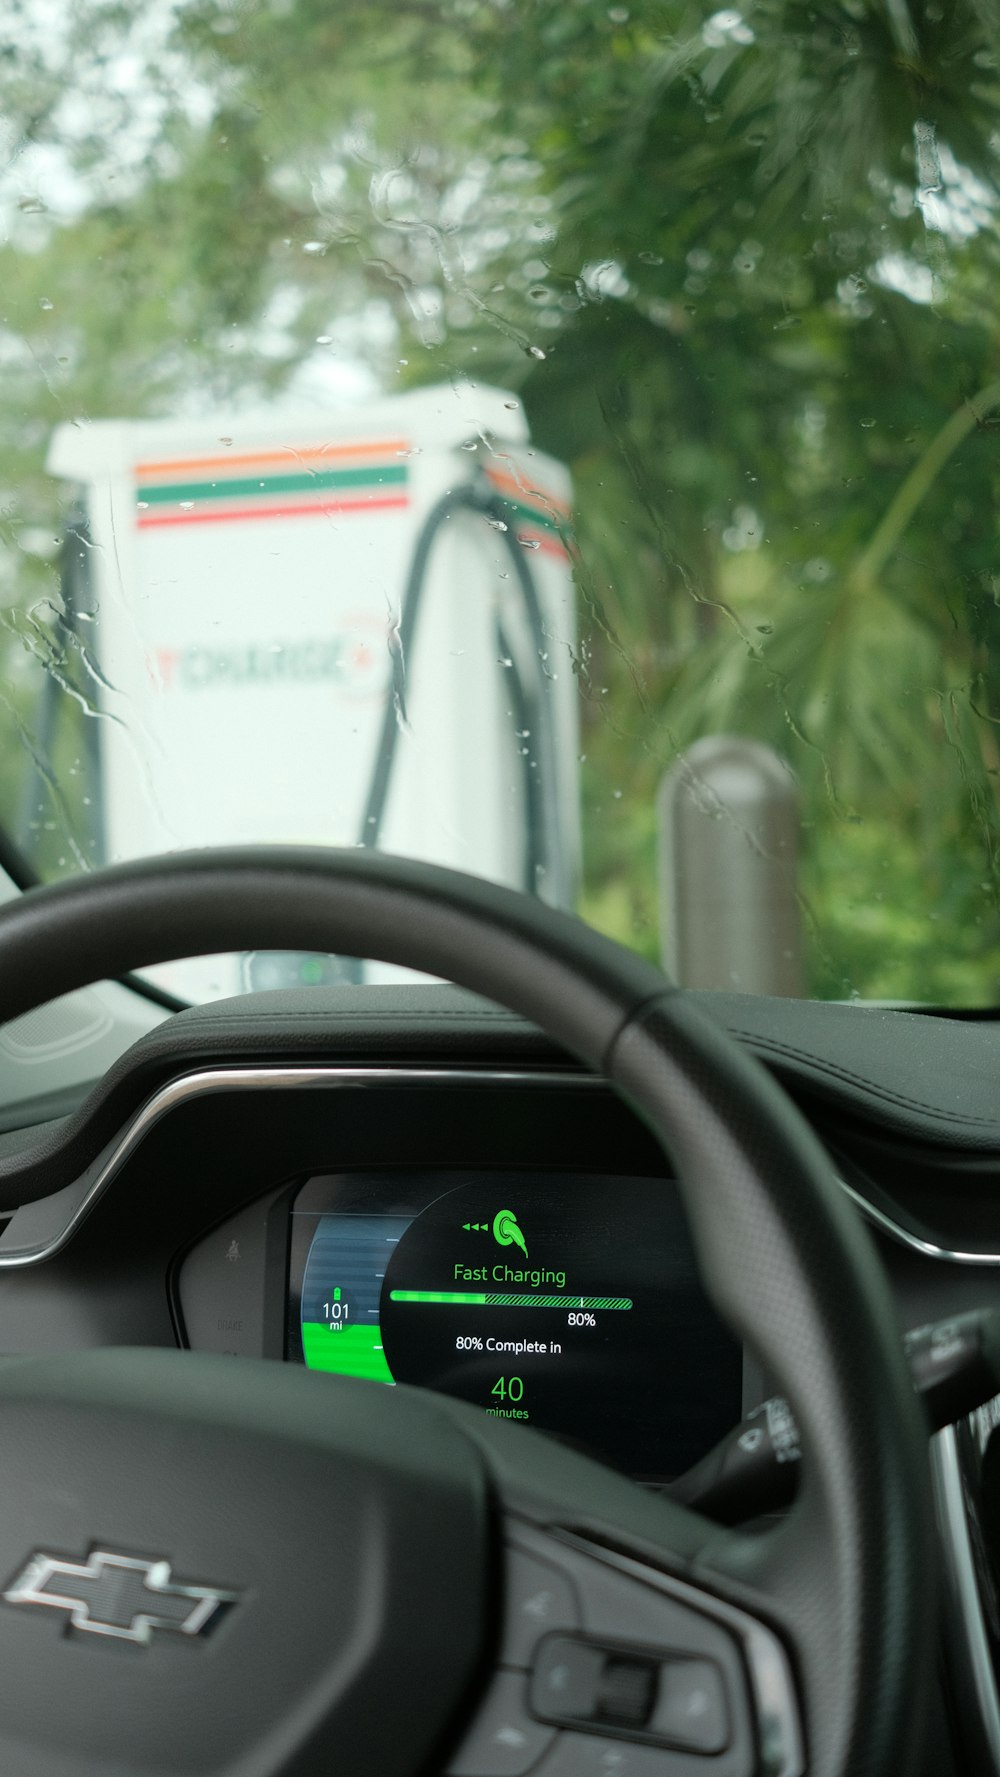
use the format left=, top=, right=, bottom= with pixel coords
left=0, top=845, right=934, bottom=1777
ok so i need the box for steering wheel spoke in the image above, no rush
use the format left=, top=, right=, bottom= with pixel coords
left=427, top=1388, right=802, bottom=1777
left=453, top=1525, right=792, bottom=1777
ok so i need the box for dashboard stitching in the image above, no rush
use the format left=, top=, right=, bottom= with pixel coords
left=729, top=1028, right=1000, bottom=1130
left=159, top=1011, right=1000, bottom=1130
left=165, top=1009, right=534, bottom=1028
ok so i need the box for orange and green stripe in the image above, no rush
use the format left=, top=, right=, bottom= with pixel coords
left=134, top=440, right=411, bottom=529
left=484, top=465, right=572, bottom=561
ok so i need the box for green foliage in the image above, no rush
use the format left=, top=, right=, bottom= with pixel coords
left=3, top=0, right=1000, bottom=1000
left=464, top=0, right=1000, bottom=1002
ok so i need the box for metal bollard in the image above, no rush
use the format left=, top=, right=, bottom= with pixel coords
left=658, top=736, right=804, bottom=996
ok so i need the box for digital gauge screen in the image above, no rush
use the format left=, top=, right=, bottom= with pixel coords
left=286, top=1171, right=742, bottom=1480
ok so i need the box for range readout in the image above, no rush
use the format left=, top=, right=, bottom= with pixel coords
left=288, top=1171, right=742, bottom=1479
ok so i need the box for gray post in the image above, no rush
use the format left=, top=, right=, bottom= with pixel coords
left=658, top=736, right=804, bottom=996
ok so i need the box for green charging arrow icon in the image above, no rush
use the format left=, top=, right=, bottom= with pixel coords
left=493, top=1208, right=528, bottom=1261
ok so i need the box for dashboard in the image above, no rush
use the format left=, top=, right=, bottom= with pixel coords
left=2, top=982, right=1000, bottom=1773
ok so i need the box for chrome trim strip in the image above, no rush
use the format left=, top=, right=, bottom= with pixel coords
left=837, top=1176, right=1000, bottom=1267
left=931, top=1426, right=1000, bottom=1774
left=0, top=1064, right=597, bottom=1270
left=0, top=1057, right=990, bottom=1271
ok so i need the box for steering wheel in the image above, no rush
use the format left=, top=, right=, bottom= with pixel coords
left=0, top=848, right=933, bottom=1777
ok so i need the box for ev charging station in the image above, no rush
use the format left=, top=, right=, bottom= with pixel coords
left=46, top=384, right=579, bottom=996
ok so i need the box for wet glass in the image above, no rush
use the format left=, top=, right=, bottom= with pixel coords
left=1, top=0, right=999, bottom=1004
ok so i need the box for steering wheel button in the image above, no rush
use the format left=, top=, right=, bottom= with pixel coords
left=538, top=1731, right=703, bottom=1775
left=529, top=1634, right=606, bottom=1721
left=502, top=1540, right=580, bottom=1667
left=530, top=1635, right=659, bottom=1733
left=649, top=1660, right=729, bottom=1754
left=598, top=1655, right=657, bottom=1729
left=449, top=1672, right=556, bottom=1777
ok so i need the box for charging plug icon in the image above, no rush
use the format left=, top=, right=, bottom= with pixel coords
left=493, top=1208, right=528, bottom=1261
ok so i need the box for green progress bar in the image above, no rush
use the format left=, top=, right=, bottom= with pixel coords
left=388, top=1290, right=632, bottom=1310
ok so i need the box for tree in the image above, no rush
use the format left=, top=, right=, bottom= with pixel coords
left=3, top=0, right=1000, bottom=999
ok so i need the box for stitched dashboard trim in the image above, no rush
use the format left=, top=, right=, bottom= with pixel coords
left=731, top=1027, right=1000, bottom=1131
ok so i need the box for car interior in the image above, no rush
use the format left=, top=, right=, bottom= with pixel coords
left=2, top=3, right=1000, bottom=1775
left=0, top=845, right=987, bottom=1777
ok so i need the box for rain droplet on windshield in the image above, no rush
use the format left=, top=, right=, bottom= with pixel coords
left=914, top=118, right=943, bottom=195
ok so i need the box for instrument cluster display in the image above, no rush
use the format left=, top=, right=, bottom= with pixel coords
left=287, top=1170, right=741, bottom=1480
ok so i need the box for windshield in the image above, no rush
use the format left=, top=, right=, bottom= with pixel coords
left=1, top=0, right=998, bottom=1005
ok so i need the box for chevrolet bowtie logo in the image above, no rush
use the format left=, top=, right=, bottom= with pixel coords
left=2, top=1550, right=239, bottom=1645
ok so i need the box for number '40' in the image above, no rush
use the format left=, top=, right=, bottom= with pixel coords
left=491, top=1376, right=524, bottom=1402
